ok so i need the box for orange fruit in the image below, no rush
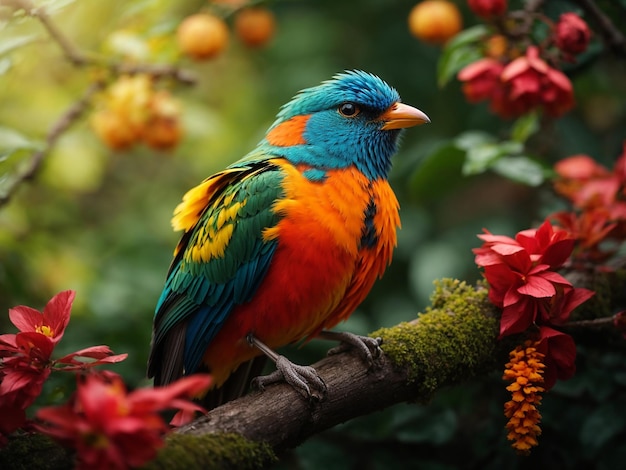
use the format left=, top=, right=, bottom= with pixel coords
left=177, top=13, right=229, bottom=60
left=485, top=34, right=508, bottom=59
left=142, top=90, right=183, bottom=150
left=91, top=110, right=138, bottom=150
left=408, top=1, right=462, bottom=45
left=142, top=117, right=182, bottom=150
left=234, top=7, right=276, bottom=48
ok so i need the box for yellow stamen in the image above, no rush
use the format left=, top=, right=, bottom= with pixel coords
left=36, top=324, right=54, bottom=337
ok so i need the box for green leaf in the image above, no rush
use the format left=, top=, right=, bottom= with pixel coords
left=462, top=143, right=502, bottom=175
left=0, top=126, right=42, bottom=160
left=0, top=34, right=38, bottom=56
left=491, top=155, right=548, bottom=186
left=454, top=131, right=495, bottom=151
left=437, top=46, right=483, bottom=89
left=445, top=24, right=491, bottom=51
left=511, top=112, right=540, bottom=143
left=437, top=25, right=489, bottom=88
left=461, top=139, right=523, bottom=176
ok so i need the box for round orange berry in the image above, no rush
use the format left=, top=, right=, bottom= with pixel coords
left=142, top=117, right=182, bottom=150
left=91, top=110, right=138, bottom=150
left=234, top=7, right=276, bottom=48
left=177, top=13, right=229, bottom=60
left=408, top=1, right=462, bottom=45
left=141, top=90, right=183, bottom=150
left=485, top=34, right=508, bottom=59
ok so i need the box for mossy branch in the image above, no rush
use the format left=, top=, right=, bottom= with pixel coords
left=156, top=280, right=503, bottom=469
left=2, top=273, right=623, bottom=469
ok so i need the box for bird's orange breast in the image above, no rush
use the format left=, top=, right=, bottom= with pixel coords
left=202, top=159, right=400, bottom=385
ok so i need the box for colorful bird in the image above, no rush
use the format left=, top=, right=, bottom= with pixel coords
left=147, top=71, right=429, bottom=407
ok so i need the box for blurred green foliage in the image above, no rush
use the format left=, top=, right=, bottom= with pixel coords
left=1, top=0, right=626, bottom=468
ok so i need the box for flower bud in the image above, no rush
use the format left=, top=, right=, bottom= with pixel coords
left=467, top=0, right=507, bottom=19
left=555, top=13, right=590, bottom=56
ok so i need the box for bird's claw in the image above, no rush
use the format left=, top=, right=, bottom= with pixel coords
left=325, top=332, right=383, bottom=369
left=252, top=355, right=327, bottom=402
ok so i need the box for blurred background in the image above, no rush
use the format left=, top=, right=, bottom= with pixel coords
left=1, top=0, right=626, bottom=468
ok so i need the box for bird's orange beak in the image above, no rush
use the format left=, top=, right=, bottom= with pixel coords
left=380, top=102, right=430, bottom=130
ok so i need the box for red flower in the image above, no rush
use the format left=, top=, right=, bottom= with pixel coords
left=0, top=357, right=51, bottom=435
left=554, top=154, right=622, bottom=210
left=0, top=331, right=56, bottom=435
left=551, top=209, right=618, bottom=262
left=554, top=154, right=609, bottom=181
left=536, top=326, right=577, bottom=390
left=467, top=0, right=507, bottom=19
left=554, top=13, right=591, bottom=57
left=475, top=221, right=594, bottom=337
left=552, top=147, right=626, bottom=254
left=458, top=58, right=504, bottom=103
left=476, top=220, right=574, bottom=270
left=501, top=47, right=546, bottom=102
left=8, top=290, right=74, bottom=344
left=36, top=372, right=212, bottom=470
left=0, top=332, right=54, bottom=405
left=501, top=46, right=574, bottom=117
left=0, top=291, right=128, bottom=439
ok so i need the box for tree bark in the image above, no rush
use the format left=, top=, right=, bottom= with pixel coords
left=145, top=280, right=504, bottom=468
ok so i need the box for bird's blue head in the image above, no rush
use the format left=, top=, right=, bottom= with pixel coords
left=261, top=70, right=429, bottom=180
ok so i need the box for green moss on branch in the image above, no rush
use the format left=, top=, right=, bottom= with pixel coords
left=143, top=433, right=277, bottom=470
left=372, top=279, right=500, bottom=398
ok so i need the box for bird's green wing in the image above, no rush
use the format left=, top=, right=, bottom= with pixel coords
left=148, top=157, right=286, bottom=385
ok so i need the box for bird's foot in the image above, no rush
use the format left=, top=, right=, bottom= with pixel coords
left=320, top=330, right=383, bottom=369
left=247, top=333, right=327, bottom=402
left=251, top=355, right=327, bottom=401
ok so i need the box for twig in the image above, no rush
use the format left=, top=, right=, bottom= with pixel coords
left=0, top=82, right=104, bottom=207
left=113, top=63, right=196, bottom=86
left=565, top=314, right=618, bottom=330
left=26, top=0, right=88, bottom=66
left=573, top=0, right=626, bottom=57
left=0, top=0, right=196, bottom=205
left=10, top=0, right=196, bottom=85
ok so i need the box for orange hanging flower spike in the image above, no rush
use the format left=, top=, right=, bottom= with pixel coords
left=502, top=340, right=546, bottom=454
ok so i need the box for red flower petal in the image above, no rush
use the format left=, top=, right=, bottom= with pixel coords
left=554, top=154, right=608, bottom=179
left=499, top=298, right=536, bottom=337
left=42, top=290, right=75, bottom=342
left=518, top=275, right=557, bottom=298
left=8, top=306, right=43, bottom=333
left=55, top=345, right=128, bottom=369
left=15, top=331, right=55, bottom=361
left=541, top=238, right=575, bottom=268
left=0, top=333, right=18, bottom=350
left=129, top=374, right=212, bottom=412
left=560, top=287, right=595, bottom=319
left=537, top=327, right=576, bottom=389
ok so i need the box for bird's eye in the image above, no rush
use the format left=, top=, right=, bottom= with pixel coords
left=338, top=102, right=360, bottom=117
